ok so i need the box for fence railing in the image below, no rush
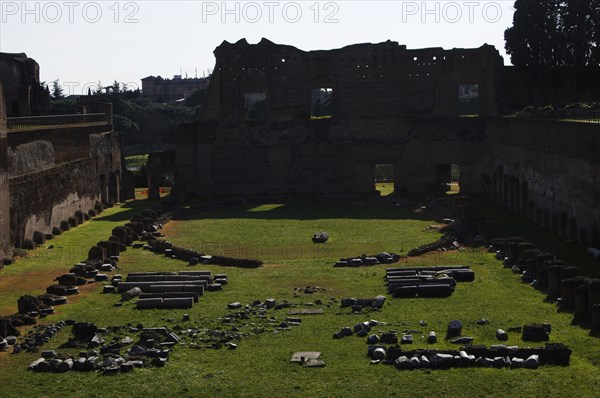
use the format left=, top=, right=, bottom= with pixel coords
left=7, top=113, right=110, bottom=131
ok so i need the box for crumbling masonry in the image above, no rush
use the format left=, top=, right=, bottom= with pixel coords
left=175, top=39, right=599, bottom=247
left=0, top=79, right=121, bottom=262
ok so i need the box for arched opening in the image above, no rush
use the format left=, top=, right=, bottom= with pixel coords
left=244, top=93, right=267, bottom=121
left=310, top=88, right=333, bottom=119
left=374, top=164, right=394, bottom=196
left=435, top=164, right=460, bottom=195
left=458, top=84, right=479, bottom=116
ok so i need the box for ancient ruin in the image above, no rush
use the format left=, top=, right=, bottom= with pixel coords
left=0, top=52, right=122, bottom=262
left=0, top=52, right=50, bottom=117
left=174, top=39, right=599, bottom=248
left=2, top=17, right=600, bottom=393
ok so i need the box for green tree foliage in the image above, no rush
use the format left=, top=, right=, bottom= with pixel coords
left=113, top=113, right=139, bottom=137
left=107, top=97, right=195, bottom=146
left=94, top=81, right=104, bottom=95
left=505, top=0, right=600, bottom=67
left=49, top=98, right=78, bottom=114
left=47, top=77, right=195, bottom=147
left=108, top=80, right=121, bottom=96
left=51, top=79, right=64, bottom=99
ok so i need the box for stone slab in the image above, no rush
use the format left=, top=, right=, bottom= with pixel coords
left=291, top=351, right=321, bottom=362
left=288, top=308, right=324, bottom=315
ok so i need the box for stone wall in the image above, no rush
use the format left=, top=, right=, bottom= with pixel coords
left=7, top=140, right=55, bottom=176
left=0, top=52, right=50, bottom=117
left=175, top=39, right=599, bottom=248
left=6, top=128, right=121, bottom=248
left=176, top=39, right=498, bottom=197
left=201, top=39, right=502, bottom=121
left=7, top=123, right=110, bottom=167
left=0, top=52, right=121, bottom=257
left=0, top=82, right=11, bottom=262
left=484, top=118, right=600, bottom=247
left=8, top=159, right=99, bottom=247
left=176, top=116, right=487, bottom=197
left=0, top=92, right=121, bottom=250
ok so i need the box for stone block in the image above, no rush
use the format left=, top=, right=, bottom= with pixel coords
left=32, top=231, right=46, bottom=245
left=88, top=246, right=106, bottom=262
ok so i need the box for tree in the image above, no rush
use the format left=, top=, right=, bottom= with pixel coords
left=563, top=0, right=596, bottom=66
left=505, top=0, right=599, bottom=67
left=51, top=79, right=64, bottom=99
left=95, top=81, right=104, bottom=95
left=110, top=80, right=122, bottom=96
left=591, top=1, right=600, bottom=64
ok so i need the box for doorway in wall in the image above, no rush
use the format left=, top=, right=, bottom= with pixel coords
left=435, top=164, right=460, bottom=194
left=310, top=88, right=333, bottom=119
left=458, top=84, right=479, bottom=116
left=374, top=164, right=394, bottom=196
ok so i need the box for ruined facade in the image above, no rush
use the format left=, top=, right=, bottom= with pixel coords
left=176, top=39, right=500, bottom=197
left=483, top=118, right=600, bottom=247
left=0, top=79, right=122, bottom=261
left=0, top=85, right=11, bottom=261
left=0, top=52, right=50, bottom=117
left=175, top=39, right=599, bottom=247
left=141, top=75, right=209, bottom=103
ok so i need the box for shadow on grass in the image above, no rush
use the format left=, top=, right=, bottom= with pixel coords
left=470, top=195, right=600, bottom=278
left=174, top=199, right=436, bottom=222
left=92, top=198, right=162, bottom=223
left=571, top=316, right=591, bottom=329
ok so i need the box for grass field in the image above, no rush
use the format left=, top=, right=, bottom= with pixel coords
left=376, top=182, right=394, bottom=197
left=124, top=155, right=148, bottom=172
left=1, top=196, right=600, bottom=397
left=134, top=187, right=171, bottom=200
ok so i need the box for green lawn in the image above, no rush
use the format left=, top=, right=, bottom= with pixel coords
left=124, top=155, right=148, bottom=171
left=375, top=182, right=394, bottom=197
left=1, top=198, right=600, bottom=397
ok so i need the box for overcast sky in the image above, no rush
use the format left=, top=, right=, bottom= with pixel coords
left=1, top=1, right=516, bottom=95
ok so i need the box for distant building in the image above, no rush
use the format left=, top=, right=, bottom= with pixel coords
left=0, top=52, right=50, bottom=116
left=141, top=75, right=209, bottom=103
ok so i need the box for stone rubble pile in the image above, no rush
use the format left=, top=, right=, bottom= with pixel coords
left=293, top=285, right=328, bottom=295
left=366, top=343, right=571, bottom=370
left=0, top=314, right=36, bottom=346
left=407, top=234, right=462, bottom=257
left=312, top=232, right=329, bottom=243
left=489, top=237, right=600, bottom=334
left=332, top=319, right=389, bottom=340
left=340, top=296, right=387, bottom=312
left=9, top=320, right=69, bottom=354
left=108, top=271, right=227, bottom=309
left=181, top=298, right=318, bottom=349
left=385, top=266, right=475, bottom=298
left=27, top=322, right=179, bottom=374
left=141, top=238, right=263, bottom=268
left=44, top=257, right=120, bottom=298
left=335, top=252, right=402, bottom=267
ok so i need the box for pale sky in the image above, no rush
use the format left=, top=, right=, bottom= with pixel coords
left=1, top=1, right=516, bottom=95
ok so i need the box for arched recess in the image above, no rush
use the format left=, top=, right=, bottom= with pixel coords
left=240, top=69, right=269, bottom=122
left=308, top=74, right=337, bottom=119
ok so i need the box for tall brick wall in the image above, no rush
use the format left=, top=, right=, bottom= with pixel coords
left=0, top=82, right=12, bottom=261
left=8, top=158, right=99, bottom=248
left=176, top=40, right=497, bottom=197
left=6, top=129, right=121, bottom=249
left=484, top=118, right=600, bottom=247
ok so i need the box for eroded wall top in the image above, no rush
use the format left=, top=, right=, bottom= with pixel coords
left=199, top=38, right=503, bottom=122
